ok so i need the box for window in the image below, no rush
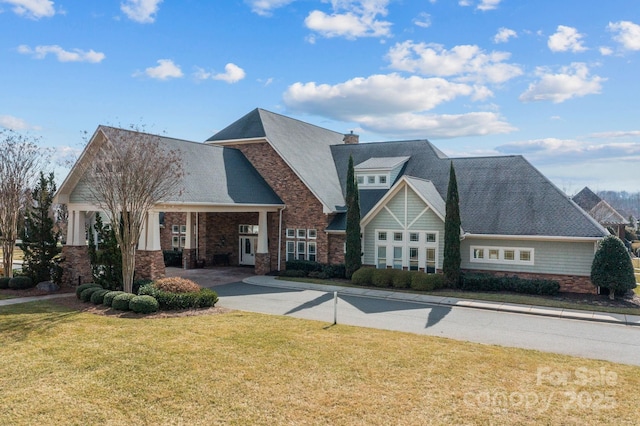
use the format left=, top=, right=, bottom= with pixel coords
left=393, top=247, right=403, bottom=269
left=307, top=242, right=317, bottom=262
left=286, top=241, right=295, bottom=261
left=470, top=246, right=534, bottom=265
left=172, top=235, right=180, bottom=249
left=393, top=232, right=403, bottom=242
left=377, top=246, right=387, bottom=269
left=409, top=232, right=419, bottom=242
left=239, top=224, right=258, bottom=234
left=378, top=231, right=387, bottom=241
left=180, top=225, right=187, bottom=234
left=297, top=229, right=307, bottom=239
left=172, top=225, right=180, bottom=234
left=180, top=236, right=186, bottom=248
left=409, top=247, right=419, bottom=271
left=357, top=176, right=364, bottom=185
left=307, top=229, right=317, bottom=239
left=297, top=241, right=306, bottom=260
left=286, top=228, right=295, bottom=238
left=368, top=176, right=376, bottom=184
left=426, top=248, right=436, bottom=273
left=426, top=233, right=436, bottom=243
left=379, top=175, right=387, bottom=184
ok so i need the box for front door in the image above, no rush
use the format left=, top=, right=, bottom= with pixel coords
left=239, top=236, right=258, bottom=266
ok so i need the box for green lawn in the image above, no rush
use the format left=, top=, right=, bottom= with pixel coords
left=1, top=301, right=639, bottom=425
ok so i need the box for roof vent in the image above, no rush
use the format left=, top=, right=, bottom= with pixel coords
left=343, top=130, right=359, bottom=145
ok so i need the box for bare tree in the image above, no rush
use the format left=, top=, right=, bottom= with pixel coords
left=83, top=126, right=182, bottom=293
left=0, top=130, right=48, bottom=277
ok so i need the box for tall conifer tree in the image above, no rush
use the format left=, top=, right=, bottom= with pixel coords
left=345, top=155, right=362, bottom=279
left=443, top=162, right=461, bottom=286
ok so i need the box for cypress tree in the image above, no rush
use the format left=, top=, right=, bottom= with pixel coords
left=591, top=235, right=636, bottom=299
left=345, top=155, right=362, bottom=279
left=19, top=172, right=62, bottom=284
left=443, top=161, right=461, bottom=287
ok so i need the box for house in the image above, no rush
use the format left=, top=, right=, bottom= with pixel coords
left=572, top=187, right=628, bottom=239
left=55, top=108, right=609, bottom=293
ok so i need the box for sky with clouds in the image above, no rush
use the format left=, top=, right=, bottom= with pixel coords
left=1, top=0, right=639, bottom=194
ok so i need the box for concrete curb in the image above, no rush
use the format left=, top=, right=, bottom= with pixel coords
left=243, top=276, right=640, bottom=327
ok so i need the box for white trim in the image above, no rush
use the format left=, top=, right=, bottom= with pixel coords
left=463, top=233, right=604, bottom=243
left=470, top=245, right=535, bottom=265
left=205, top=137, right=267, bottom=146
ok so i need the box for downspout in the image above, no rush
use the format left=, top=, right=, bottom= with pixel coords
left=277, top=205, right=286, bottom=271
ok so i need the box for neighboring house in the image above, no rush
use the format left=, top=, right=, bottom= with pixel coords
left=55, top=108, right=609, bottom=293
left=572, top=187, right=629, bottom=239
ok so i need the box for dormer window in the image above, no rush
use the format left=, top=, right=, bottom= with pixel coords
left=354, top=156, right=410, bottom=190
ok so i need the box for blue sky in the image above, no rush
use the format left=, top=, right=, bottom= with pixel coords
left=2, top=0, right=639, bottom=194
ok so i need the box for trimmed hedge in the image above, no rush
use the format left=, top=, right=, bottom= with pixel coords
left=371, top=269, right=395, bottom=288
left=8, top=276, right=34, bottom=290
left=129, top=295, right=159, bottom=314
left=103, top=291, right=125, bottom=307
left=285, top=260, right=346, bottom=279
left=461, top=274, right=559, bottom=295
left=76, top=283, right=102, bottom=299
left=351, top=267, right=374, bottom=286
left=0, top=277, right=11, bottom=289
left=138, top=283, right=218, bottom=310
left=90, top=289, right=110, bottom=305
left=391, top=270, right=412, bottom=289
left=112, top=293, right=136, bottom=311
left=279, top=269, right=306, bottom=278
left=80, top=286, right=103, bottom=302
left=411, top=273, right=445, bottom=292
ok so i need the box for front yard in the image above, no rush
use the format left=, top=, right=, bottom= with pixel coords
left=1, top=300, right=639, bottom=425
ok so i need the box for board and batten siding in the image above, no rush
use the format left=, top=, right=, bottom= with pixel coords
left=362, top=184, right=445, bottom=267
left=460, top=238, right=597, bottom=276
left=69, top=175, right=96, bottom=204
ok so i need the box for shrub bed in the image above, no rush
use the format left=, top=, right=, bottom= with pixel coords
left=391, top=270, right=412, bottom=289
left=411, top=273, right=445, bottom=291
left=90, top=289, right=110, bottom=305
left=8, top=276, right=34, bottom=290
left=80, top=286, right=104, bottom=302
left=112, top=293, right=136, bottom=311
left=351, top=267, right=374, bottom=286
left=138, top=283, right=218, bottom=310
left=285, top=260, right=346, bottom=279
left=103, top=291, right=125, bottom=307
left=371, top=269, right=396, bottom=288
left=461, top=274, right=559, bottom=295
left=153, top=277, right=201, bottom=293
left=0, top=277, right=11, bottom=289
left=129, top=295, right=159, bottom=314
left=76, top=283, right=102, bottom=299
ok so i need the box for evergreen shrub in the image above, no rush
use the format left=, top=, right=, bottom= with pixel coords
left=112, top=293, right=136, bottom=311
left=103, top=291, right=125, bottom=307
left=129, top=295, right=159, bottom=314
left=138, top=283, right=218, bottom=310
left=8, top=276, right=34, bottom=290
left=351, top=267, right=374, bottom=286
left=76, top=283, right=102, bottom=299
left=0, top=277, right=11, bottom=289
left=90, top=289, right=110, bottom=305
left=80, top=286, right=103, bottom=302
left=391, top=270, right=412, bottom=289
left=371, top=269, right=395, bottom=288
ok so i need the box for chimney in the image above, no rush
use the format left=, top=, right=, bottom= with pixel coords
left=343, top=130, right=359, bottom=145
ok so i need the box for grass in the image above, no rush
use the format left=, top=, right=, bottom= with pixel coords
left=279, top=277, right=640, bottom=315
left=0, top=301, right=639, bottom=425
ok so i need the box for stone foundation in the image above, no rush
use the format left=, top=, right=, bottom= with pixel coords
left=135, top=250, right=165, bottom=281
left=463, top=269, right=597, bottom=294
left=255, top=253, right=271, bottom=275
left=60, top=245, right=92, bottom=286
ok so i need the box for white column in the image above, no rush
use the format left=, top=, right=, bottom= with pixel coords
left=138, top=212, right=148, bottom=250
left=147, top=211, right=161, bottom=251
left=66, top=209, right=75, bottom=245
left=72, top=210, right=86, bottom=246
left=257, top=210, right=269, bottom=254
left=184, top=212, right=192, bottom=249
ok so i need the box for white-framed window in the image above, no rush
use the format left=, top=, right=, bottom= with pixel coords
left=286, top=228, right=295, bottom=238
left=470, top=246, right=534, bottom=265
left=172, top=235, right=180, bottom=249
left=393, top=232, right=403, bottom=242
left=286, top=241, right=295, bottom=261
left=239, top=224, right=258, bottom=235
left=297, top=241, right=306, bottom=260
left=409, top=247, right=419, bottom=271
left=426, top=248, right=436, bottom=273
left=180, top=225, right=187, bottom=234
left=426, top=233, right=436, bottom=243
left=378, top=231, right=387, bottom=241
left=368, top=176, right=376, bottom=184
left=297, top=229, right=306, bottom=239
left=307, top=242, right=317, bottom=262
left=357, top=176, right=364, bottom=185
left=180, top=236, right=186, bottom=248
left=307, top=229, right=317, bottom=239
left=393, top=247, right=403, bottom=269
left=172, top=225, right=180, bottom=234
left=409, top=232, right=419, bottom=242
left=377, top=246, right=387, bottom=269
left=379, top=175, right=387, bottom=185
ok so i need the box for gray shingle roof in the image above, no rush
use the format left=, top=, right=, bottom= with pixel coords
left=208, top=109, right=346, bottom=212
left=331, top=140, right=608, bottom=238
left=355, top=156, right=410, bottom=170
left=572, top=187, right=601, bottom=211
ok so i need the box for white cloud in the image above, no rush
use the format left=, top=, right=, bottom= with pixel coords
left=548, top=25, right=587, bottom=53
left=386, top=41, right=523, bottom=84
left=357, top=111, right=515, bottom=139
left=1, top=0, right=54, bottom=19
left=599, top=46, right=613, bottom=56
left=519, top=63, right=605, bottom=103
left=305, top=0, right=392, bottom=39
left=17, top=44, right=105, bottom=63
left=493, top=27, right=517, bottom=43
left=121, top=0, right=162, bottom=23
left=195, top=63, right=246, bottom=84
left=136, top=59, right=183, bottom=80
left=458, top=0, right=502, bottom=11
left=413, top=12, right=431, bottom=28
left=246, top=0, right=295, bottom=16
left=284, top=73, right=473, bottom=117
left=608, top=21, right=640, bottom=51
left=589, top=130, right=640, bottom=139
left=0, top=114, right=33, bottom=130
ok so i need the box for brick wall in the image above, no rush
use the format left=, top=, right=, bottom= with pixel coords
left=328, top=233, right=346, bottom=264
left=60, top=245, right=92, bottom=286
left=463, top=269, right=597, bottom=294
left=135, top=250, right=165, bottom=281
left=233, top=142, right=334, bottom=269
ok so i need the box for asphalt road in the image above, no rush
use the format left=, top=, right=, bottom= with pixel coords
left=214, top=282, right=640, bottom=367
